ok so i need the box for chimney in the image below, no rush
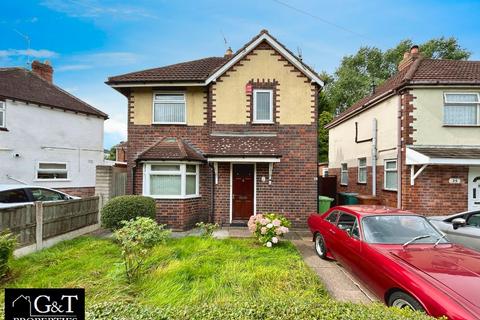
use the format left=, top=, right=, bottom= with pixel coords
left=224, top=47, right=233, bottom=58
left=398, top=45, right=420, bottom=71
left=31, top=60, right=53, bottom=83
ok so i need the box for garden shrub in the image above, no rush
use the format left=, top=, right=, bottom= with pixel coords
left=0, top=230, right=16, bottom=278
left=195, top=222, right=219, bottom=238
left=114, top=217, right=170, bottom=281
left=101, top=195, right=156, bottom=230
left=248, top=213, right=291, bottom=247
left=87, top=299, right=438, bottom=320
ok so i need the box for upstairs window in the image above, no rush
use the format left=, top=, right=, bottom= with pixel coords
left=340, top=163, right=348, bottom=186
left=37, top=162, right=68, bottom=180
left=253, top=89, right=273, bottom=123
left=0, top=101, right=5, bottom=128
left=443, top=93, right=480, bottom=126
left=358, top=158, right=367, bottom=183
left=153, top=93, right=186, bottom=124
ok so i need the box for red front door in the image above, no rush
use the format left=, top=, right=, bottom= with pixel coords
left=232, top=164, right=254, bottom=220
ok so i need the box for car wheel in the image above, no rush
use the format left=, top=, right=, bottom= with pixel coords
left=388, top=291, right=424, bottom=312
left=314, top=232, right=328, bottom=259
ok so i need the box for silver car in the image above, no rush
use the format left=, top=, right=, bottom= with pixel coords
left=429, top=211, right=480, bottom=251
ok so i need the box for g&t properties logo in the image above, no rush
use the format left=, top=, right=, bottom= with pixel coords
left=5, top=288, right=85, bottom=320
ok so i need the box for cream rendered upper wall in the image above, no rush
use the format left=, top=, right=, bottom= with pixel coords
left=329, top=95, right=399, bottom=169
left=131, top=87, right=205, bottom=126
left=213, top=48, right=315, bottom=125
left=412, top=88, right=480, bottom=145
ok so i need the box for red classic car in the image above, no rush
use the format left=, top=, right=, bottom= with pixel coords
left=307, top=205, right=480, bottom=320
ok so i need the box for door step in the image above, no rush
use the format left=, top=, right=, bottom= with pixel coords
left=230, top=220, right=248, bottom=227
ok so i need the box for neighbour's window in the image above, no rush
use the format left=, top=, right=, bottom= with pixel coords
left=153, top=93, right=186, bottom=124
left=0, top=189, right=29, bottom=203
left=0, top=101, right=5, bottom=128
left=29, top=188, right=67, bottom=201
left=384, top=160, right=397, bottom=191
left=37, top=162, right=68, bottom=180
left=443, top=93, right=480, bottom=126
left=340, top=163, right=348, bottom=185
left=253, top=89, right=273, bottom=123
left=358, top=158, right=367, bottom=183
left=145, top=163, right=199, bottom=198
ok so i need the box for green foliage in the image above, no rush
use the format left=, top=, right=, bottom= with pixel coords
left=318, top=111, right=334, bottom=162
left=195, top=222, right=219, bottom=238
left=0, top=230, right=16, bottom=278
left=101, top=195, right=156, bottom=230
left=105, top=145, right=116, bottom=161
left=115, top=217, right=170, bottom=281
left=87, top=299, right=438, bottom=320
left=325, top=37, right=470, bottom=114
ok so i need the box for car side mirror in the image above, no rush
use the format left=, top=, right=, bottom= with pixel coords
left=452, top=218, right=467, bottom=230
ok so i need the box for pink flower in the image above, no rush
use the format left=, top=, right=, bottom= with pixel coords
left=261, top=227, right=267, bottom=234
left=272, top=219, right=281, bottom=227
left=272, top=237, right=278, bottom=244
left=260, top=219, right=268, bottom=226
left=275, top=228, right=283, bottom=235
left=266, top=241, right=272, bottom=248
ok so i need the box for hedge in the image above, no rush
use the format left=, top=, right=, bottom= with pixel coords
left=101, top=195, right=156, bottom=230
left=87, top=299, right=439, bottom=320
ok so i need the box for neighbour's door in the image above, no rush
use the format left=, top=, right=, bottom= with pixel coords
left=232, top=164, right=254, bottom=220
left=469, top=167, right=480, bottom=211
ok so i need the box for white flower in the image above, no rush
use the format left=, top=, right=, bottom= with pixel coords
left=272, top=237, right=278, bottom=244
left=266, top=241, right=272, bottom=248
left=267, top=223, right=273, bottom=229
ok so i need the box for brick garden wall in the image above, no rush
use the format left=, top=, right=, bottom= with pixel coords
left=57, top=187, right=95, bottom=198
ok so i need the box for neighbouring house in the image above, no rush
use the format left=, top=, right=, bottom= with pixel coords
left=0, top=60, right=108, bottom=197
left=106, top=30, right=323, bottom=229
left=326, top=46, right=480, bottom=215
left=115, top=141, right=127, bottom=162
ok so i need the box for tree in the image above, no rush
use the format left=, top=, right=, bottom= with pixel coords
left=327, top=37, right=470, bottom=114
left=318, top=111, right=333, bottom=163
left=106, top=145, right=116, bottom=161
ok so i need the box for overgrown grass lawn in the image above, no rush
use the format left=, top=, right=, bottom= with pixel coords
left=1, top=236, right=325, bottom=307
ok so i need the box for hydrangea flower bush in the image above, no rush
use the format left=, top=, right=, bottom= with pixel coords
left=248, top=213, right=291, bottom=247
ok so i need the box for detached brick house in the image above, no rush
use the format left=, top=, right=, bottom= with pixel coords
left=327, top=46, right=480, bottom=215
left=107, top=30, right=323, bottom=229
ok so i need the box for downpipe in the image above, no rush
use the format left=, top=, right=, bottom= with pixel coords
left=372, top=118, right=378, bottom=196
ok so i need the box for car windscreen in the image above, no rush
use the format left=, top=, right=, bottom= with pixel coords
left=362, top=215, right=448, bottom=245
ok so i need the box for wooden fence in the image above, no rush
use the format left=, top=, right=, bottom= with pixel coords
left=0, top=197, right=100, bottom=254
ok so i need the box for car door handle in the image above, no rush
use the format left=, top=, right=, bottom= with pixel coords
left=329, top=229, right=336, bottom=235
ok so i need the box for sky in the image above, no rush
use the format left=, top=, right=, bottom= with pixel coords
left=1, top=0, right=480, bottom=149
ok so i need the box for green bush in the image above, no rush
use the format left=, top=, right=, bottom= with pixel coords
left=115, top=217, right=170, bottom=281
left=101, top=195, right=156, bottom=230
left=195, top=222, right=219, bottom=238
left=87, top=299, right=438, bottom=320
left=0, top=230, right=17, bottom=278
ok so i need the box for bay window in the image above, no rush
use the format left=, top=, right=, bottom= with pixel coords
left=443, top=92, right=480, bottom=126
left=384, top=160, right=398, bottom=191
left=144, top=163, right=199, bottom=198
left=153, top=93, right=186, bottom=124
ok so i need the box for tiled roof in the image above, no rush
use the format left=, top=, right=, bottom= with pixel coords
left=206, top=135, right=281, bottom=157
left=0, top=67, right=108, bottom=118
left=107, top=57, right=228, bottom=84
left=136, top=137, right=206, bottom=162
left=410, top=146, right=480, bottom=159
left=327, top=58, right=480, bottom=128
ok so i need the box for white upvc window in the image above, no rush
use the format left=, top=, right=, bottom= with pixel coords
left=153, top=92, right=186, bottom=124
left=144, top=163, right=199, bottom=199
left=0, top=101, right=5, bottom=128
left=384, top=159, right=398, bottom=191
left=443, top=92, right=480, bottom=126
left=253, top=89, right=273, bottom=123
left=340, top=163, right=348, bottom=186
left=358, top=158, right=367, bottom=183
left=36, top=162, right=69, bottom=181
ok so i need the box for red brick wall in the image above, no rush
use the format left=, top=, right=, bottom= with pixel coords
left=57, top=187, right=95, bottom=198
left=329, top=166, right=397, bottom=207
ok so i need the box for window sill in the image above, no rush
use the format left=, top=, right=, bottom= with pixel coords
left=357, top=182, right=367, bottom=185
left=152, top=123, right=187, bottom=126
left=442, top=124, right=480, bottom=128
left=34, top=179, right=71, bottom=182
left=252, top=122, right=275, bottom=125
left=382, top=188, right=398, bottom=193
left=340, top=183, right=348, bottom=187
left=0, top=127, right=8, bottom=131
left=146, top=194, right=201, bottom=200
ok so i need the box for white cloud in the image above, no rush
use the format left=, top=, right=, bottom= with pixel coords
left=41, top=0, right=158, bottom=20
left=104, top=117, right=127, bottom=140
left=0, top=49, right=58, bottom=58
